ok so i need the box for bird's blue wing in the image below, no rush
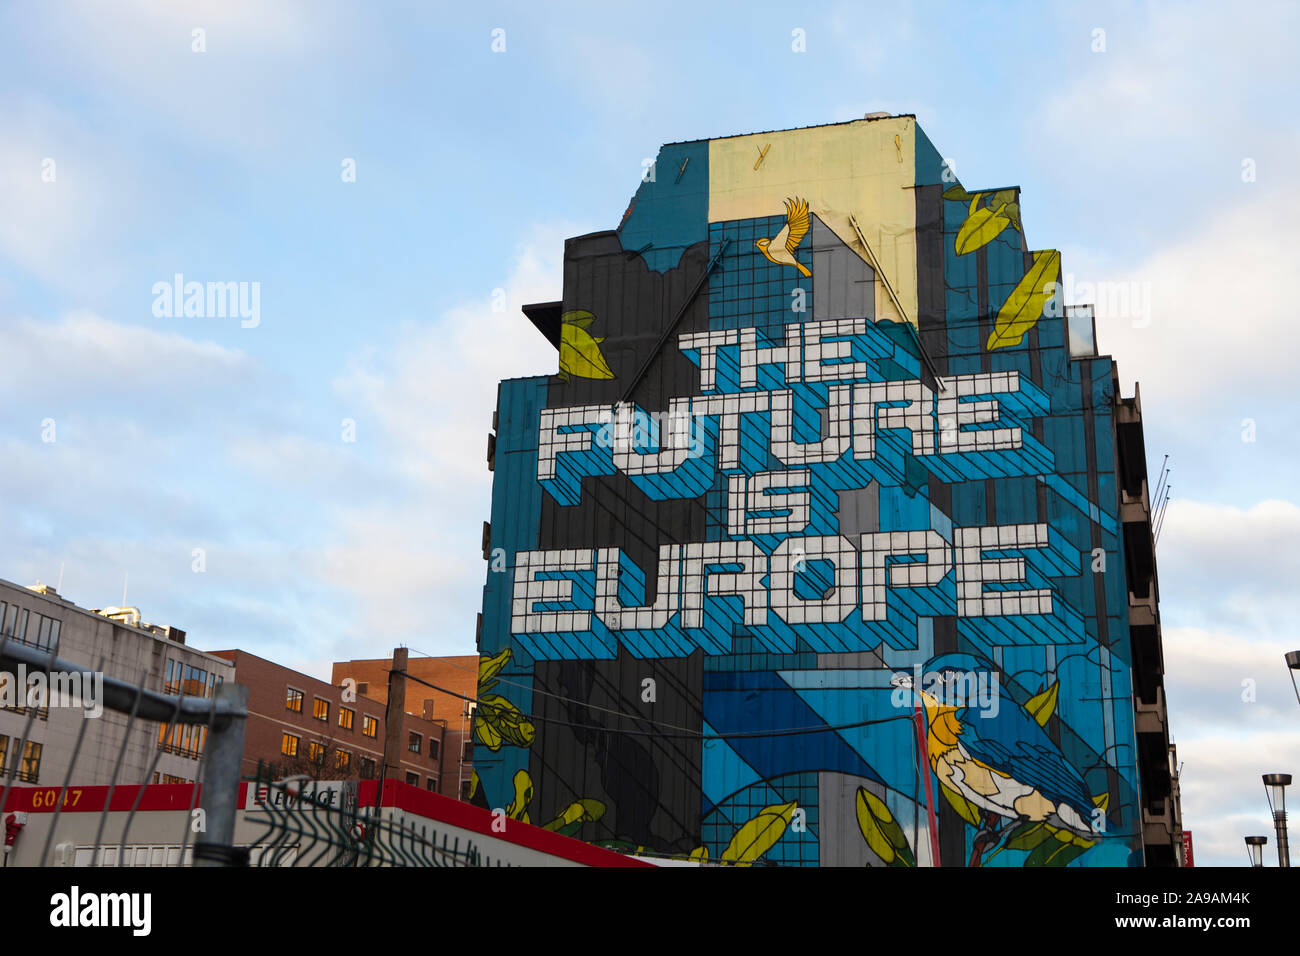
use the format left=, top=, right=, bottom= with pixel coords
left=953, top=700, right=1094, bottom=817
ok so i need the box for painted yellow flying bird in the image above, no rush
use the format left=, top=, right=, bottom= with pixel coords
left=755, top=197, right=812, bottom=277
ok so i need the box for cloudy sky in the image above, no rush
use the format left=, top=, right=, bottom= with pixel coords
left=2, top=0, right=1296, bottom=865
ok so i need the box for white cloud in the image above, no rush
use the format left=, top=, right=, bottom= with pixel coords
left=1078, top=190, right=1299, bottom=408
left=0, top=310, right=255, bottom=393
left=1156, top=498, right=1300, bottom=637
left=320, top=222, right=578, bottom=650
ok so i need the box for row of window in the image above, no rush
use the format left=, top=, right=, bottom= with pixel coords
left=286, top=687, right=378, bottom=738
left=0, top=601, right=61, bottom=653
left=151, top=772, right=192, bottom=785
left=164, top=658, right=220, bottom=698
left=156, top=722, right=208, bottom=759
left=280, top=733, right=376, bottom=777
left=0, top=735, right=42, bottom=783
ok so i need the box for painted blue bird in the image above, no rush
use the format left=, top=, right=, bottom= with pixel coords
left=893, top=652, right=1101, bottom=847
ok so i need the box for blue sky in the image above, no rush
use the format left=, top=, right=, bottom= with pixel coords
left=2, top=0, right=1297, bottom=865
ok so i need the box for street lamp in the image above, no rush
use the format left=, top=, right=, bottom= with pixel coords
left=1286, top=651, right=1300, bottom=709
left=1244, top=835, right=1268, bottom=867
left=1262, top=773, right=1291, bottom=868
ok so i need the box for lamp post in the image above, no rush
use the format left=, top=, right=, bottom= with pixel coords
left=1244, top=835, right=1268, bottom=867
left=1262, top=773, right=1291, bottom=868
left=1286, top=651, right=1300, bottom=709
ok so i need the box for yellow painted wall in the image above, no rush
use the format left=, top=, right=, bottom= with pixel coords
left=708, top=117, right=918, bottom=326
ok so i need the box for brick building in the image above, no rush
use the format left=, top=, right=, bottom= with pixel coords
left=331, top=654, right=477, bottom=798
left=210, top=650, right=463, bottom=798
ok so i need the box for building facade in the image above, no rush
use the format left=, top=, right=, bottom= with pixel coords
left=331, top=654, right=477, bottom=800
left=474, top=116, right=1180, bottom=865
left=211, top=650, right=461, bottom=798
left=0, top=579, right=233, bottom=789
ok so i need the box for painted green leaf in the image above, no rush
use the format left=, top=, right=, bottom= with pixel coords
left=478, top=647, right=511, bottom=694
left=1026, top=681, right=1060, bottom=727
left=1003, top=820, right=1054, bottom=851
left=506, top=769, right=533, bottom=822
left=473, top=709, right=503, bottom=751
left=1025, top=830, right=1093, bottom=867
left=542, top=798, right=606, bottom=832
left=1003, top=200, right=1022, bottom=233
left=987, top=250, right=1061, bottom=350
left=941, top=783, right=984, bottom=827
left=559, top=311, right=615, bottom=381
left=955, top=204, right=1013, bottom=256
left=855, top=787, right=915, bottom=867
left=721, top=800, right=796, bottom=865
left=477, top=693, right=536, bottom=749
left=942, top=184, right=973, bottom=201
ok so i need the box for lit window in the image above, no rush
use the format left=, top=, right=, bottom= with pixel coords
left=362, top=715, right=378, bottom=738
left=281, top=733, right=300, bottom=757
left=339, top=707, right=355, bottom=731
left=20, top=741, right=42, bottom=783
left=286, top=688, right=304, bottom=713
left=308, top=741, right=326, bottom=765
left=313, top=698, right=329, bottom=721
left=408, top=732, right=421, bottom=753
left=335, top=750, right=352, bottom=772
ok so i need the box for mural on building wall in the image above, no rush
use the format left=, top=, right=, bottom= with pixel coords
left=476, top=117, right=1142, bottom=866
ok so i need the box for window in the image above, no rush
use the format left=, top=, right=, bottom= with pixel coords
left=360, top=757, right=377, bottom=779
left=460, top=779, right=473, bottom=801
left=338, top=707, right=355, bottom=731
left=408, top=732, right=422, bottom=754
left=285, top=687, right=304, bottom=713
left=429, top=738, right=440, bottom=760
left=0, top=735, right=40, bottom=784
left=362, top=715, right=378, bottom=738
left=335, top=750, right=352, bottom=773
left=462, top=741, right=473, bottom=763
left=281, top=733, right=300, bottom=757
left=357, top=682, right=369, bottom=696
left=19, top=741, right=41, bottom=783
left=405, top=772, right=419, bottom=787
left=307, top=741, right=326, bottom=765
left=313, top=697, right=329, bottom=721
left=0, top=604, right=55, bottom=652
left=426, top=777, right=438, bottom=792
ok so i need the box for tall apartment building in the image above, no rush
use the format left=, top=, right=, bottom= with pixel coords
left=474, top=115, right=1180, bottom=865
left=0, top=578, right=233, bottom=788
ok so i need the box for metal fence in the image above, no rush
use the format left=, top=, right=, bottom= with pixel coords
left=242, top=769, right=502, bottom=867
left=0, top=634, right=507, bottom=867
